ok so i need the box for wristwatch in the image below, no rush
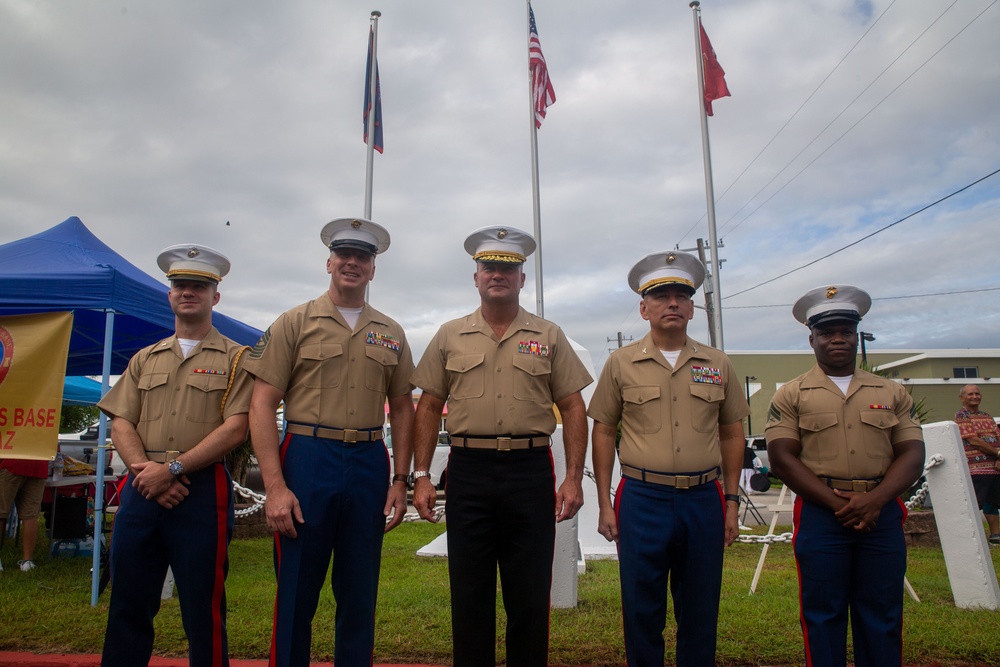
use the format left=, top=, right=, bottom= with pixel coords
left=168, top=460, right=185, bottom=476
left=413, top=470, right=431, bottom=482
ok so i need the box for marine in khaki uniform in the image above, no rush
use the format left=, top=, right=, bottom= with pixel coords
left=411, top=225, right=592, bottom=667
left=99, top=244, right=253, bottom=667
left=244, top=218, right=414, bottom=667
left=588, top=250, right=748, bottom=667
left=765, top=285, right=925, bottom=667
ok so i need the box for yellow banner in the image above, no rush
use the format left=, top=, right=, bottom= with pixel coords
left=0, top=312, right=73, bottom=460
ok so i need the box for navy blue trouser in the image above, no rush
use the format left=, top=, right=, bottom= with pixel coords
left=268, top=433, right=389, bottom=667
left=445, top=446, right=556, bottom=667
left=615, top=476, right=726, bottom=667
left=102, top=464, right=233, bottom=667
left=792, top=496, right=907, bottom=667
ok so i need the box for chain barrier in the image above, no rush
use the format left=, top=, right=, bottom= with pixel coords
left=733, top=455, right=944, bottom=544
left=233, top=479, right=448, bottom=523
left=234, top=455, right=945, bottom=528
left=399, top=506, right=447, bottom=523
left=736, top=532, right=793, bottom=544
left=233, top=481, right=266, bottom=517
left=904, top=454, right=943, bottom=511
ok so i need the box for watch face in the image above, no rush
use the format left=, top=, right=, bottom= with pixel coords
left=169, top=460, right=183, bottom=475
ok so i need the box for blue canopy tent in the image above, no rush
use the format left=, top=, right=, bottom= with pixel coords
left=62, top=376, right=103, bottom=407
left=0, top=217, right=262, bottom=604
left=0, top=217, right=261, bottom=374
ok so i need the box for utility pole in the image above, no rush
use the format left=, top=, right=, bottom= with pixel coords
left=608, top=332, right=633, bottom=353
left=675, top=238, right=723, bottom=348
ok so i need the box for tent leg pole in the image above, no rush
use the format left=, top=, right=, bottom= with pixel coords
left=91, top=310, right=115, bottom=607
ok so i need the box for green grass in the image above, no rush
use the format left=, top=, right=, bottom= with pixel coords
left=2, top=521, right=999, bottom=666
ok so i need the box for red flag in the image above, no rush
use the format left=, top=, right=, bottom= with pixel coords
left=699, top=22, right=730, bottom=116
left=529, top=5, right=556, bottom=128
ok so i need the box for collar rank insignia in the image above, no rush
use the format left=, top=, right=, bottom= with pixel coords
left=869, top=404, right=892, bottom=410
left=193, top=368, right=227, bottom=375
left=366, top=331, right=401, bottom=352
left=691, top=365, right=722, bottom=385
left=518, top=340, right=550, bottom=357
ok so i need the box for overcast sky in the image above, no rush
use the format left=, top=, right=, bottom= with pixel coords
left=2, top=0, right=998, bottom=371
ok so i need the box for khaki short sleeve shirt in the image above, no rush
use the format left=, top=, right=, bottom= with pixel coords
left=98, top=327, right=253, bottom=453
left=243, top=294, right=414, bottom=428
left=412, top=306, right=592, bottom=435
left=588, top=334, right=749, bottom=472
left=764, top=365, right=923, bottom=479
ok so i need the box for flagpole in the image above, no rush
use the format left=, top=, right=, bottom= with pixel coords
left=526, top=1, right=545, bottom=318
left=364, top=10, right=381, bottom=219
left=690, top=1, right=724, bottom=350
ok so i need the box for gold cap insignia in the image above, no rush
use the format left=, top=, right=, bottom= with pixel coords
left=187, top=248, right=200, bottom=258
left=826, top=286, right=838, bottom=299
left=665, top=253, right=676, bottom=265
left=497, top=228, right=508, bottom=239
left=351, top=220, right=362, bottom=229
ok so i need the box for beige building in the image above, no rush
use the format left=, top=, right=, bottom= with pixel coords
left=728, top=349, right=1000, bottom=437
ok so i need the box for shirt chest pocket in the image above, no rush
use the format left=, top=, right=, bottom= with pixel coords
left=859, top=410, right=898, bottom=463
left=184, top=373, right=229, bottom=424
left=300, top=342, right=344, bottom=389
left=623, top=385, right=661, bottom=434
left=446, top=353, right=485, bottom=400
left=364, top=345, right=399, bottom=393
left=689, top=384, right=725, bottom=433
left=137, top=372, right=170, bottom=421
left=512, top=354, right=552, bottom=403
left=798, top=411, right=839, bottom=462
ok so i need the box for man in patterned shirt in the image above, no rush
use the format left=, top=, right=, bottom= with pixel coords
left=955, top=384, right=1000, bottom=544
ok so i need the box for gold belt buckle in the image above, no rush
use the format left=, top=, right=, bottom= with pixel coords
left=852, top=480, right=871, bottom=493
left=497, top=437, right=512, bottom=452
left=165, top=450, right=180, bottom=463
left=342, top=429, right=359, bottom=443
left=674, top=474, right=694, bottom=489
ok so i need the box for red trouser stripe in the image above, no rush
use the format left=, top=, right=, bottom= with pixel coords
left=268, top=432, right=292, bottom=667
left=211, top=463, right=228, bottom=667
left=791, top=495, right=813, bottom=667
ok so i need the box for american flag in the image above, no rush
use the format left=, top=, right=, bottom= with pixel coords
left=529, top=5, right=556, bottom=129
left=363, top=27, right=383, bottom=153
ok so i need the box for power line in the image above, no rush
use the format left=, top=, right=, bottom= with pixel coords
left=721, top=0, right=997, bottom=240
left=719, top=0, right=961, bottom=238
left=725, top=286, right=1000, bottom=310
left=723, top=167, right=1000, bottom=299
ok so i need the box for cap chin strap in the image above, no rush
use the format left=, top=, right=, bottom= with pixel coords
left=640, top=277, right=694, bottom=295
left=329, top=240, right=377, bottom=254
left=807, top=311, right=861, bottom=328
left=167, top=269, right=221, bottom=283
left=474, top=251, right=525, bottom=263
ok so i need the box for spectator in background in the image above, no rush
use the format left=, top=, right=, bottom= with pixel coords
left=0, top=457, right=48, bottom=571
left=954, top=384, right=1000, bottom=545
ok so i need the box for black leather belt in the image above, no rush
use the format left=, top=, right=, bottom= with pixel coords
left=285, top=423, right=384, bottom=443
left=621, top=464, right=719, bottom=488
left=451, top=435, right=551, bottom=451
left=822, top=476, right=881, bottom=492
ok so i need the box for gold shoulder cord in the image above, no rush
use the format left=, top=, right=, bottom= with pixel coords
left=219, top=346, right=251, bottom=418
